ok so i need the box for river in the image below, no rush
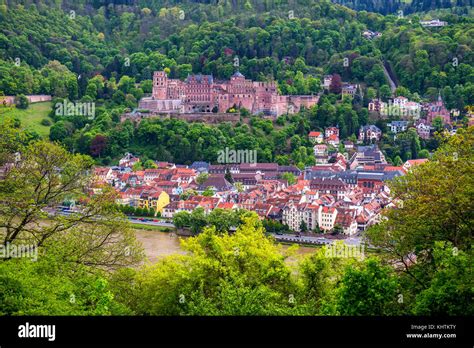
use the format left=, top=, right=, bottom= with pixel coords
left=134, top=229, right=318, bottom=264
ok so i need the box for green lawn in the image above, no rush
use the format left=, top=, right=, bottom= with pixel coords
left=0, top=102, right=53, bottom=138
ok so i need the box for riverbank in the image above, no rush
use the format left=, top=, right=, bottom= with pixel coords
left=133, top=228, right=318, bottom=264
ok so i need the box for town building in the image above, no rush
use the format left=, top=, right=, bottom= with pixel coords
left=420, top=19, right=447, bottom=27
left=358, top=125, right=382, bottom=142
left=309, top=131, right=324, bottom=144
left=415, top=119, right=432, bottom=139
left=387, top=120, right=409, bottom=134
left=426, top=93, right=451, bottom=125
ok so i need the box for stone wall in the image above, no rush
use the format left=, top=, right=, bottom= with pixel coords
left=0, top=95, right=52, bottom=105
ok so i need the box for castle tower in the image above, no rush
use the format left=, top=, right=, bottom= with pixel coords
left=153, top=71, right=168, bottom=100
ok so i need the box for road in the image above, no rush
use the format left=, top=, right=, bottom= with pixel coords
left=382, top=60, right=397, bottom=93
left=47, top=208, right=363, bottom=246
left=272, top=233, right=362, bottom=246
left=127, top=217, right=174, bottom=228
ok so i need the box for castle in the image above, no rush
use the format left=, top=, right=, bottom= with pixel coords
left=138, top=71, right=319, bottom=117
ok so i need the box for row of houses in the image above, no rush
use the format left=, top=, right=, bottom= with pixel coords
left=92, top=151, right=428, bottom=236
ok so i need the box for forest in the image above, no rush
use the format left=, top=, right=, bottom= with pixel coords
left=1, top=0, right=472, bottom=166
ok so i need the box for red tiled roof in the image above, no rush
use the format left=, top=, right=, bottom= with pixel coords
left=309, top=131, right=322, bottom=137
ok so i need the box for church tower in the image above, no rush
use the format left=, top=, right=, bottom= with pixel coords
left=153, top=71, right=168, bottom=100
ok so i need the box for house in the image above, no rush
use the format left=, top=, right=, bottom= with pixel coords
left=153, top=180, right=181, bottom=195
left=342, top=84, right=358, bottom=98
left=278, top=165, right=301, bottom=177
left=426, top=93, right=451, bottom=125
left=343, top=141, right=354, bottom=149
left=352, top=145, right=386, bottom=168
left=198, top=175, right=233, bottom=192
left=362, top=30, right=382, bottom=40
left=322, top=75, right=333, bottom=90
left=282, top=202, right=319, bottom=232
left=415, top=120, right=432, bottom=139
left=252, top=203, right=274, bottom=219
left=358, top=125, right=382, bottom=142
left=318, top=206, right=338, bottom=231
left=393, top=96, right=408, bottom=108
left=208, top=164, right=239, bottom=174
left=94, top=167, right=112, bottom=183
left=387, top=121, right=409, bottom=134
left=139, top=189, right=170, bottom=214
left=314, top=144, right=329, bottom=163
left=119, top=153, right=140, bottom=168
left=403, top=159, right=428, bottom=173
left=309, top=178, right=349, bottom=200
left=368, top=99, right=383, bottom=113
left=231, top=173, right=259, bottom=191
left=308, top=131, right=324, bottom=144
left=190, top=161, right=209, bottom=173
left=420, top=19, right=447, bottom=27
left=144, top=169, right=164, bottom=182
left=335, top=209, right=358, bottom=236
left=356, top=170, right=402, bottom=197
left=325, top=127, right=339, bottom=139
left=326, top=134, right=340, bottom=146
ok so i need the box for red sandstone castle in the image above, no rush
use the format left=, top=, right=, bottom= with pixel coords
left=138, top=71, right=319, bottom=117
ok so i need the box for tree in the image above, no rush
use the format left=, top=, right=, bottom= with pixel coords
left=202, top=187, right=214, bottom=197
left=49, top=121, right=70, bottom=142
left=173, top=211, right=191, bottom=230
left=280, top=172, right=296, bottom=185
left=299, top=220, right=308, bottom=233
left=189, top=207, right=208, bottom=235
left=224, top=168, right=233, bottom=184
left=393, top=155, right=403, bottom=166
left=335, top=258, right=400, bottom=316
left=0, top=126, right=143, bottom=270
left=432, top=116, right=444, bottom=132
left=196, top=173, right=209, bottom=185
left=90, top=135, right=107, bottom=158
left=207, top=209, right=239, bottom=234
left=412, top=242, right=473, bottom=315
left=14, top=94, right=29, bottom=109
left=332, top=224, right=343, bottom=235
left=116, top=215, right=299, bottom=315
left=418, top=149, right=429, bottom=159
left=143, top=159, right=157, bottom=169
left=0, top=255, right=129, bottom=315
left=380, top=85, right=392, bottom=101
left=367, top=128, right=474, bottom=288
left=329, top=74, right=342, bottom=94
left=132, top=161, right=143, bottom=171
left=234, top=182, right=244, bottom=193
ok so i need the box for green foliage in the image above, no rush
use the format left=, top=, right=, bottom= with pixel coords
left=119, top=216, right=302, bottom=315
left=280, top=172, right=296, bottom=185
left=334, top=258, right=401, bottom=315
left=14, top=94, right=28, bottom=109
left=412, top=242, right=474, bottom=315
left=0, top=257, right=129, bottom=315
